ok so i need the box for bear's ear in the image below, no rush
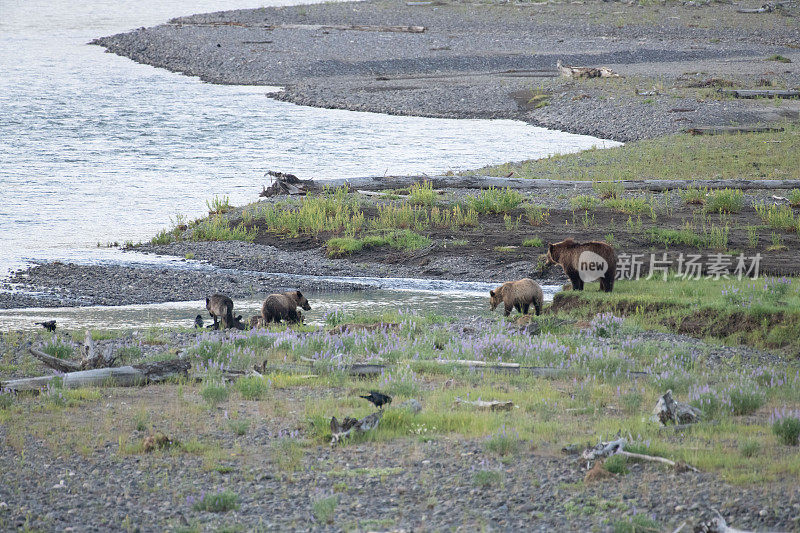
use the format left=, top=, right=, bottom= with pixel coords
left=296, top=290, right=303, bottom=299
left=489, top=290, right=495, bottom=297
left=206, top=296, right=210, bottom=305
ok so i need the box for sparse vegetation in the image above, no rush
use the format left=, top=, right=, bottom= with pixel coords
left=191, top=490, right=239, bottom=513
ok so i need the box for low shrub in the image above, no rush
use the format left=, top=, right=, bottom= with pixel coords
left=190, top=490, right=239, bottom=512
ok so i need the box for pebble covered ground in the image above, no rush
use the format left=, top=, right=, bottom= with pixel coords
left=92, top=0, right=800, bottom=142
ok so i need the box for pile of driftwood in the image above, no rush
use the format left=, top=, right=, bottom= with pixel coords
left=259, top=171, right=321, bottom=197
left=557, top=60, right=619, bottom=79
left=0, top=333, right=190, bottom=392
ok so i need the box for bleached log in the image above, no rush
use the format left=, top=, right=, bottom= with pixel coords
left=173, top=21, right=425, bottom=33
left=330, top=410, right=383, bottom=445
left=720, top=88, right=799, bottom=99
left=617, top=450, right=699, bottom=472
left=695, top=510, right=754, bottom=533
left=581, top=437, right=627, bottom=461
left=686, top=125, right=785, bottom=135
left=297, top=175, right=800, bottom=193
left=651, top=390, right=701, bottom=425
left=557, top=60, right=619, bottom=79
left=300, top=356, right=385, bottom=376
left=0, top=359, right=190, bottom=392
left=29, top=348, right=82, bottom=373
left=453, top=397, right=514, bottom=411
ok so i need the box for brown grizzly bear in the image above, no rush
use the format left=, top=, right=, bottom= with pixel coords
left=546, top=238, right=616, bottom=292
left=261, top=290, right=311, bottom=324
left=206, top=294, right=245, bottom=330
left=489, top=278, right=544, bottom=317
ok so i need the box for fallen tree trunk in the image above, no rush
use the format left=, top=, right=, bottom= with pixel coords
left=295, top=175, right=800, bottom=193
left=330, top=411, right=383, bottom=445
left=720, top=88, right=799, bottom=99
left=29, top=348, right=82, bottom=373
left=686, top=125, right=785, bottom=135
left=1, top=359, right=190, bottom=392
left=172, top=21, right=425, bottom=33
left=416, top=358, right=648, bottom=378
left=299, top=356, right=385, bottom=376
left=454, top=397, right=514, bottom=411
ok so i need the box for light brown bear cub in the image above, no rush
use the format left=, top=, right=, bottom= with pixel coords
left=489, top=278, right=544, bottom=317
left=261, top=290, right=311, bottom=324
left=546, top=238, right=617, bottom=292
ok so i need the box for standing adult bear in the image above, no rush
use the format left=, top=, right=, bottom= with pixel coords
left=489, top=278, right=544, bottom=317
left=546, top=238, right=617, bottom=292
left=261, top=290, right=311, bottom=323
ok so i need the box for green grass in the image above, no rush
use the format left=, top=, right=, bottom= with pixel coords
left=465, top=124, right=800, bottom=181
left=312, top=495, right=338, bottom=524
left=523, top=237, right=544, bottom=248
left=192, top=490, right=239, bottom=512
left=473, top=470, right=503, bottom=488
left=525, top=204, right=550, bottom=225
left=408, top=180, right=438, bottom=206
left=570, top=195, right=600, bottom=211
left=612, top=514, right=661, bottom=533
left=773, top=415, right=800, bottom=445
left=766, top=54, right=792, bottom=63
left=755, top=202, right=796, bottom=231
left=551, top=276, right=800, bottom=352
left=206, top=195, right=231, bottom=215
left=41, top=340, right=74, bottom=360
left=704, top=188, right=744, bottom=214
left=465, top=187, right=523, bottom=214
left=604, top=197, right=655, bottom=217
left=325, top=230, right=431, bottom=257
left=200, top=384, right=229, bottom=407
left=234, top=376, right=269, bottom=400
left=789, top=189, right=800, bottom=208
left=593, top=181, right=623, bottom=199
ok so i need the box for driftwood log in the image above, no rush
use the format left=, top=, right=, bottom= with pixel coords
left=581, top=436, right=699, bottom=472
left=686, top=125, right=785, bottom=135
left=694, top=511, right=754, bottom=533
left=557, top=60, right=619, bottom=79
left=330, top=411, right=383, bottom=445
left=172, top=21, right=425, bottom=33
left=454, top=397, right=514, bottom=411
left=299, top=356, right=385, bottom=376
left=281, top=175, right=800, bottom=193
left=1, top=359, right=191, bottom=392
left=651, top=390, right=701, bottom=425
left=720, top=88, right=799, bottom=99
left=416, top=358, right=648, bottom=378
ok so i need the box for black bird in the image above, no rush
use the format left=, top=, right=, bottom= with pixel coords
left=360, top=391, right=392, bottom=410
left=194, top=314, right=203, bottom=329
left=35, top=320, right=56, bottom=332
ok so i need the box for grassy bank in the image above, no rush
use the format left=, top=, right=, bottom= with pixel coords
left=549, top=276, right=800, bottom=353
left=466, top=124, right=800, bottom=182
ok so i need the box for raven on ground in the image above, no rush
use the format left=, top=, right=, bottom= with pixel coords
left=194, top=314, right=203, bottom=329
left=360, top=391, right=392, bottom=409
left=36, top=320, right=56, bottom=332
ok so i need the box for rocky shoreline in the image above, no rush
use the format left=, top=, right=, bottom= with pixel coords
left=91, top=0, right=800, bottom=142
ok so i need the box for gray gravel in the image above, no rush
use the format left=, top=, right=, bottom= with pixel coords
left=91, top=0, right=800, bottom=142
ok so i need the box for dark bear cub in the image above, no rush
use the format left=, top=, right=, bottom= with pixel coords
left=489, top=278, right=544, bottom=316
left=546, top=238, right=617, bottom=292
left=206, top=294, right=245, bottom=329
left=261, top=290, right=311, bottom=324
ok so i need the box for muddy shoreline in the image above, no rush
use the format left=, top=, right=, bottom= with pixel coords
left=91, top=0, right=800, bottom=142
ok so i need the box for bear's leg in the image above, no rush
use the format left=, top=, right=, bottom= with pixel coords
left=533, top=300, right=542, bottom=316
left=601, top=272, right=615, bottom=293
left=568, top=272, right=584, bottom=291
left=504, top=304, right=512, bottom=317
left=514, top=302, right=522, bottom=314
left=522, top=303, right=530, bottom=315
